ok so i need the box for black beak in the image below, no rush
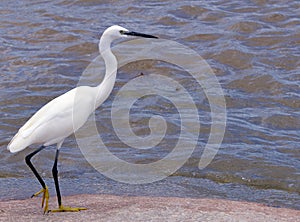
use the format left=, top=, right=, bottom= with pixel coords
left=123, top=31, right=158, bottom=39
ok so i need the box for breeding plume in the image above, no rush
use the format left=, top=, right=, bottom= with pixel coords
left=7, top=25, right=158, bottom=213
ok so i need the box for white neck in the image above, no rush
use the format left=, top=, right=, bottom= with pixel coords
left=94, top=35, right=118, bottom=108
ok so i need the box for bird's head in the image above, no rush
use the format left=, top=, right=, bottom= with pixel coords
left=102, top=25, right=158, bottom=41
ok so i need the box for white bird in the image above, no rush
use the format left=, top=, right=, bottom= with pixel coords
left=7, top=25, right=158, bottom=213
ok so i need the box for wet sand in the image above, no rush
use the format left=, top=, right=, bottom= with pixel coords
left=0, top=194, right=299, bottom=222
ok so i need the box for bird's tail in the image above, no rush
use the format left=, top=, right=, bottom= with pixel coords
left=7, top=133, right=30, bottom=153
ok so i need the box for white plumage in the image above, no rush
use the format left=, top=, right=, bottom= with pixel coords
left=8, top=86, right=96, bottom=152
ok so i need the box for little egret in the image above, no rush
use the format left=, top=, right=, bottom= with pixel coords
left=7, top=25, right=158, bottom=213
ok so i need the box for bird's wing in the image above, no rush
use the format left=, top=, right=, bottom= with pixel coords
left=18, top=88, right=78, bottom=139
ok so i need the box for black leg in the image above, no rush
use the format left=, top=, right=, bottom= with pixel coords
left=50, top=148, right=87, bottom=212
left=25, top=146, right=47, bottom=191
left=52, top=149, right=62, bottom=207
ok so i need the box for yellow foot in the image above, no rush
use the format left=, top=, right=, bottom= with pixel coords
left=31, top=186, right=49, bottom=214
left=49, top=205, right=87, bottom=213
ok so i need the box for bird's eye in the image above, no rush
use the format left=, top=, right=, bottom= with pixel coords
left=120, top=30, right=125, bottom=35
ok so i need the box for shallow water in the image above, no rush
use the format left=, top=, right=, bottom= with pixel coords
left=1, top=0, right=299, bottom=209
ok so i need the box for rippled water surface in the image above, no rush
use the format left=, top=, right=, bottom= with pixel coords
left=1, top=0, right=299, bottom=209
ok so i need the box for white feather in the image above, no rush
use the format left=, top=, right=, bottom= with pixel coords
left=8, top=86, right=96, bottom=153
left=7, top=25, right=157, bottom=154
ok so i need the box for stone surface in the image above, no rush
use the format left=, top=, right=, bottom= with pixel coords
left=0, top=194, right=299, bottom=222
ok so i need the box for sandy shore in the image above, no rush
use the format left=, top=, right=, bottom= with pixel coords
left=0, top=194, right=299, bottom=222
